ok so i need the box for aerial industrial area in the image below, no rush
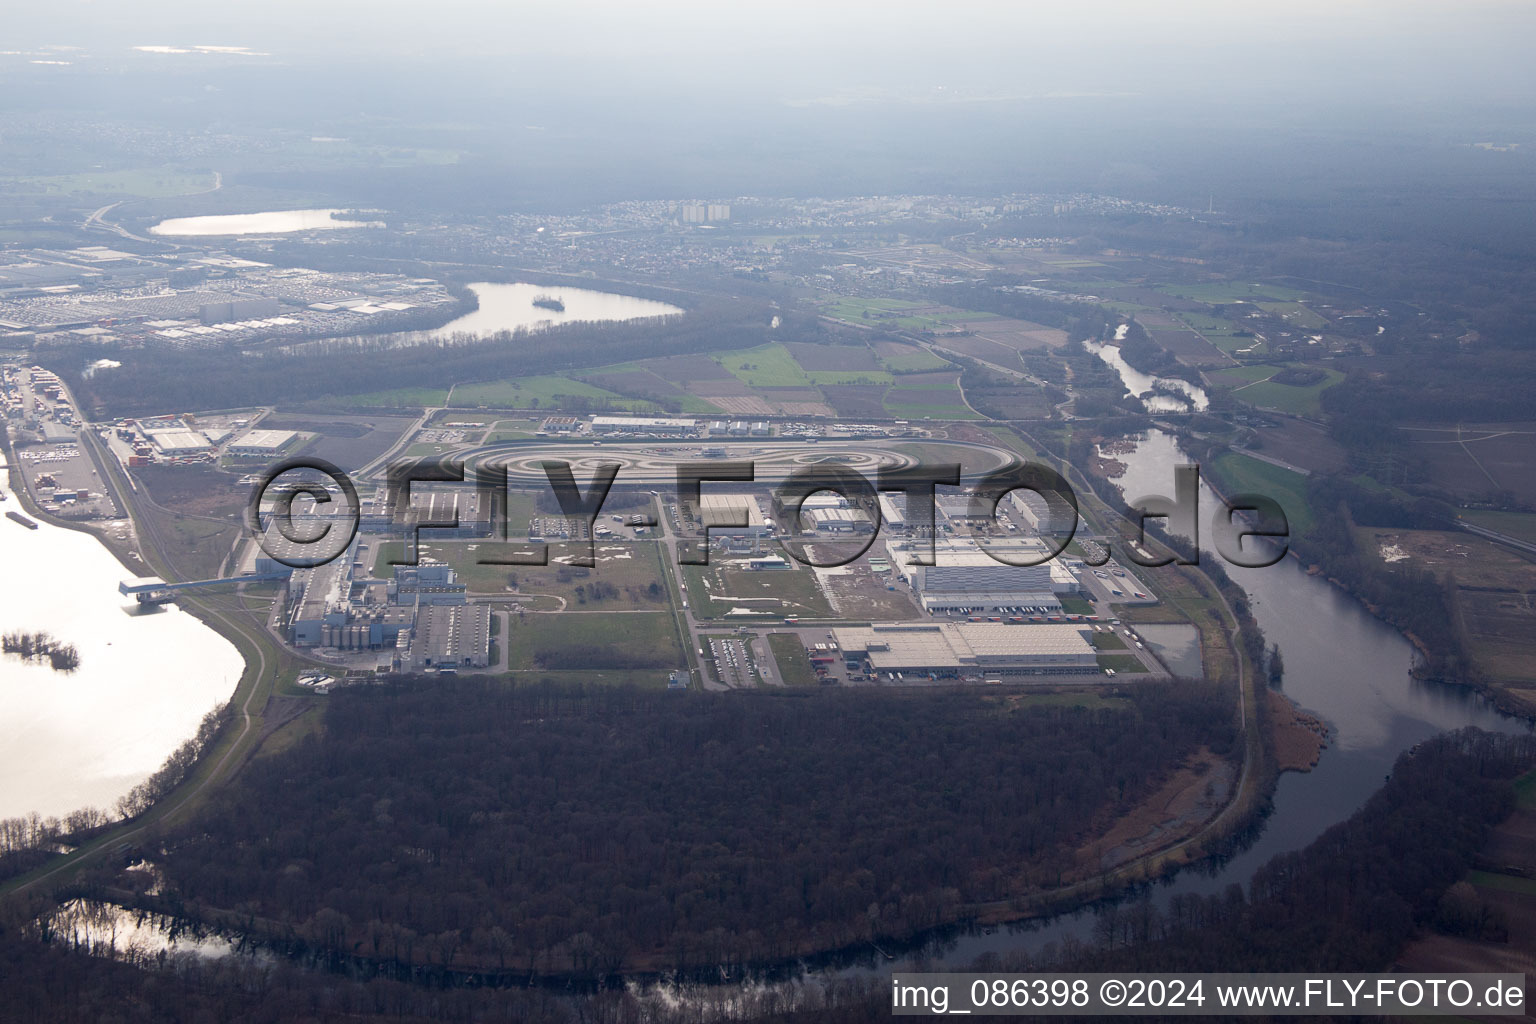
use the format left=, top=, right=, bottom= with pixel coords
left=4, top=350, right=1172, bottom=690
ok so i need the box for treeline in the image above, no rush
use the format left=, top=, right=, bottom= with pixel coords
left=1323, top=350, right=1536, bottom=426
left=1034, top=729, right=1535, bottom=973
left=114, top=703, right=231, bottom=819
left=1297, top=474, right=1471, bottom=679
left=48, top=296, right=780, bottom=419
left=134, top=679, right=1234, bottom=978
left=0, top=703, right=228, bottom=885
left=2, top=630, right=79, bottom=672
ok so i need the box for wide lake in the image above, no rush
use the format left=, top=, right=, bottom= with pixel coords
left=149, top=209, right=382, bottom=236
left=0, top=512, right=244, bottom=820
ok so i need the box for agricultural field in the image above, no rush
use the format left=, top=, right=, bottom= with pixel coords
left=1206, top=451, right=1314, bottom=537
left=450, top=374, right=651, bottom=411
left=1217, top=363, right=1344, bottom=417
left=1403, top=424, right=1536, bottom=506
left=1249, top=418, right=1348, bottom=475
left=1460, top=509, right=1536, bottom=545
left=1179, top=311, right=1265, bottom=355
left=873, top=341, right=954, bottom=372
left=714, top=343, right=814, bottom=387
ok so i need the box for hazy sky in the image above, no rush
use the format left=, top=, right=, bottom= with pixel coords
left=9, top=0, right=1536, bottom=108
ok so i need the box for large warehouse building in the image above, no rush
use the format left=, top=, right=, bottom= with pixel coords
left=885, top=538, right=1079, bottom=614
left=589, top=415, right=698, bottom=434
left=833, top=622, right=1099, bottom=679
left=228, top=428, right=297, bottom=456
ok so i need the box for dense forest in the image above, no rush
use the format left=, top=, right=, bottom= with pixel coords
left=116, top=679, right=1235, bottom=978
left=45, top=295, right=783, bottom=418
left=1034, top=729, right=1535, bottom=973
left=9, top=730, right=1526, bottom=1024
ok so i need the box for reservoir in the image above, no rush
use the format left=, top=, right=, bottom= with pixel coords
left=148, top=209, right=383, bottom=236
left=429, top=282, right=683, bottom=338
left=0, top=514, right=245, bottom=821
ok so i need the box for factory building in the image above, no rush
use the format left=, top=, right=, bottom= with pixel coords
left=401, top=604, right=493, bottom=672
left=808, top=506, right=875, bottom=534
left=589, top=415, right=698, bottom=434
left=361, top=486, right=494, bottom=539
left=887, top=538, right=1079, bottom=614
left=1009, top=489, right=1073, bottom=535
left=833, top=622, right=1099, bottom=679
left=698, top=492, right=774, bottom=539
left=227, top=428, right=297, bottom=456
left=390, top=558, right=469, bottom=605
left=147, top=428, right=213, bottom=456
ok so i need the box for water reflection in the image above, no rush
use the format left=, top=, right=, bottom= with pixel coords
left=0, top=516, right=244, bottom=819
left=149, top=209, right=383, bottom=236
left=1083, top=340, right=1209, bottom=412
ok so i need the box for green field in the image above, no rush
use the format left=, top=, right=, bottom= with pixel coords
left=881, top=395, right=981, bottom=419
left=502, top=611, right=684, bottom=685
left=1178, top=311, right=1265, bottom=354
left=1223, top=364, right=1343, bottom=416
left=1097, top=654, right=1149, bottom=674
left=877, top=346, right=954, bottom=372
left=805, top=369, right=894, bottom=386
left=451, top=375, right=653, bottom=411
left=1208, top=451, right=1314, bottom=537
left=767, top=632, right=820, bottom=686
left=714, top=343, right=814, bottom=387
left=1093, top=632, right=1128, bottom=650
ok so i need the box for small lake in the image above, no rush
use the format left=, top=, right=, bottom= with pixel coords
left=149, top=209, right=383, bottom=236
left=0, top=514, right=245, bottom=820
left=430, top=282, right=683, bottom=339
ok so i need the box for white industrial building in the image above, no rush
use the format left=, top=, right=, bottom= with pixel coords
left=698, top=492, right=774, bottom=538
left=589, top=415, right=698, bottom=434
left=227, top=428, right=297, bottom=456
left=833, top=622, right=1099, bottom=679
left=147, top=428, right=213, bottom=455
left=886, top=538, right=1079, bottom=614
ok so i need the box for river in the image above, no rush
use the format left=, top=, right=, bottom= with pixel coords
left=1084, top=337, right=1209, bottom=413
left=0, top=514, right=245, bottom=821
left=897, top=428, right=1531, bottom=968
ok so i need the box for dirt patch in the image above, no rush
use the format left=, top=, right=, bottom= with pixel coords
left=1074, top=748, right=1234, bottom=874
left=133, top=464, right=248, bottom=517
left=1265, top=689, right=1329, bottom=772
